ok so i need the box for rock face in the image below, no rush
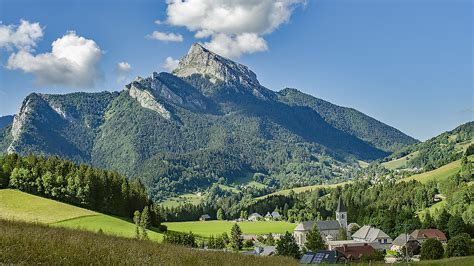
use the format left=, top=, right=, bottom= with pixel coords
left=174, top=43, right=260, bottom=87
left=128, top=82, right=171, bottom=120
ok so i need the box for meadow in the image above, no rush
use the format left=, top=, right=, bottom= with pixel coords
left=164, top=220, right=296, bottom=237
left=256, top=181, right=352, bottom=200
left=0, top=219, right=298, bottom=265
left=0, top=189, right=163, bottom=241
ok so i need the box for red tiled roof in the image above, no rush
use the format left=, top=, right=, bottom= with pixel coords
left=334, top=244, right=375, bottom=261
left=410, top=229, right=447, bottom=242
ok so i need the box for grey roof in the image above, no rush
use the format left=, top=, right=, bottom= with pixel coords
left=393, top=234, right=417, bottom=246
left=352, top=225, right=390, bottom=242
left=265, top=212, right=272, bottom=217
left=294, top=220, right=341, bottom=232
left=271, top=211, right=281, bottom=218
left=200, top=214, right=211, bottom=219
left=336, top=197, right=347, bottom=212
left=248, top=213, right=262, bottom=218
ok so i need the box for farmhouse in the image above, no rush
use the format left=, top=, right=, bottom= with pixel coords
left=199, top=214, right=211, bottom=221
left=248, top=213, right=263, bottom=221
left=334, top=244, right=376, bottom=262
left=391, top=233, right=420, bottom=253
left=410, top=229, right=447, bottom=244
left=351, top=225, right=392, bottom=250
left=294, top=197, right=348, bottom=246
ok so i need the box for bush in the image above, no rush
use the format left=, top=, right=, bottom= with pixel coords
left=163, top=231, right=196, bottom=248
left=420, top=238, right=444, bottom=260
left=360, top=250, right=385, bottom=262
left=244, top=239, right=254, bottom=248
left=446, top=233, right=471, bottom=257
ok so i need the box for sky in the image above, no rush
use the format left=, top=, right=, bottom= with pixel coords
left=0, top=0, right=472, bottom=141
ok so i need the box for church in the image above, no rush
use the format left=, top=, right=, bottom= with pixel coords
left=294, top=197, right=348, bottom=246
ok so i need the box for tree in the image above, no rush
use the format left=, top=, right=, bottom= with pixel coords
left=446, top=233, right=471, bottom=257
left=217, top=208, right=225, bottom=221
left=265, top=233, right=275, bottom=245
left=447, top=215, right=466, bottom=239
left=349, top=224, right=360, bottom=235
left=207, top=235, right=216, bottom=249
left=305, top=224, right=325, bottom=251
left=276, top=231, right=301, bottom=259
left=420, top=238, right=444, bottom=260
left=230, top=223, right=243, bottom=251
left=133, top=210, right=141, bottom=240
left=422, top=212, right=436, bottom=229
left=338, top=227, right=347, bottom=240
left=244, top=239, right=254, bottom=248
left=436, top=209, right=450, bottom=233
left=140, top=206, right=151, bottom=240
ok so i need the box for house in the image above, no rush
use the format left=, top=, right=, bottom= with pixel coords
left=294, top=197, right=348, bottom=246
left=248, top=213, right=263, bottom=221
left=271, top=211, right=281, bottom=220
left=391, top=234, right=420, bottom=253
left=351, top=225, right=392, bottom=250
left=334, top=244, right=376, bottom=262
left=254, top=246, right=276, bottom=256
left=410, top=229, right=447, bottom=244
left=300, top=250, right=347, bottom=264
left=199, top=214, right=211, bottom=221
left=265, top=212, right=272, bottom=220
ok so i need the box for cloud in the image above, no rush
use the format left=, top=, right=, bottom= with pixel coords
left=0, top=20, right=43, bottom=51
left=115, top=61, right=132, bottom=83
left=163, top=56, right=179, bottom=72
left=163, top=0, right=305, bottom=58
left=146, top=30, right=183, bottom=42
left=7, top=31, right=103, bottom=88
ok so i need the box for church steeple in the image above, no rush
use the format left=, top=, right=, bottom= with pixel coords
left=335, top=197, right=348, bottom=231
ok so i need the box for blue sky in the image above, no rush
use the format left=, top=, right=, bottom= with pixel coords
left=0, top=0, right=472, bottom=141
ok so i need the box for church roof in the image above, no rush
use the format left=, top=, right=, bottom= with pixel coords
left=294, top=220, right=341, bottom=232
left=336, top=197, right=347, bottom=212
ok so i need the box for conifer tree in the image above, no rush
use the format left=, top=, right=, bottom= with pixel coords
left=305, top=224, right=326, bottom=251
left=230, top=223, right=243, bottom=251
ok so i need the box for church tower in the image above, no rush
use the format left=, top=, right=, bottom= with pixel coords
left=336, top=197, right=348, bottom=230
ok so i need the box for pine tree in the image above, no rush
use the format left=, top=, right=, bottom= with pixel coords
left=133, top=210, right=141, bottom=240
left=230, top=223, right=243, bottom=251
left=140, top=206, right=151, bottom=240
left=217, top=208, right=224, bottom=220
left=276, top=231, right=301, bottom=259
left=337, top=227, right=347, bottom=240
left=305, top=224, right=325, bottom=251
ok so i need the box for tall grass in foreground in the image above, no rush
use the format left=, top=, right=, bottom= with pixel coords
left=0, top=219, right=297, bottom=265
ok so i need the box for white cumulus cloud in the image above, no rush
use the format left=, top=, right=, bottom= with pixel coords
left=115, top=61, right=133, bottom=83
left=163, top=56, right=179, bottom=72
left=0, top=20, right=43, bottom=51
left=163, top=0, right=305, bottom=58
left=7, top=31, right=103, bottom=88
left=147, top=30, right=183, bottom=42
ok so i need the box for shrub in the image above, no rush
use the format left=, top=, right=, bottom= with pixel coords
left=244, top=239, right=254, bottom=248
left=446, top=233, right=471, bottom=257
left=420, top=238, right=444, bottom=260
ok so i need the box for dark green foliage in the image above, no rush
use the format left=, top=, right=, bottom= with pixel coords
left=230, top=223, right=243, bottom=251
left=276, top=232, right=301, bottom=259
left=140, top=206, right=151, bottom=240
left=133, top=210, right=141, bottom=240
left=163, top=231, right=197, bottom=248
left=243, top=239, right=254, bottom=248
left=305, top=224, right=325, bottom=251
left=446, top=233, right=471, bottom=257
left=217, top=208, right=224, bottom=220
left=264, top=233, right=275, bottom=246
left=0, top=154, right=156, bottom=225
left=447, top=215, right=467, bottom=239
left=421, top=238, right=444, bottom=260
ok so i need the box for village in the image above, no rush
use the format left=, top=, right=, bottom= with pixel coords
left=197, top=197, right=450, bottom=264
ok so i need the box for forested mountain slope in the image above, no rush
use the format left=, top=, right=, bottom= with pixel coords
left=0, top=44, right=417, bottom=200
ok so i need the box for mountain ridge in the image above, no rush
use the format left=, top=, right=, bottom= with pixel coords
left=0, top=43, right=418, bottom=199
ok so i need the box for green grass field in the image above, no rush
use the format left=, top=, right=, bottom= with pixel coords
left=160, top=193, right=204, bottom=208
left=382, top=151, right=419, bottom=170
left=256, top=181, right=352, bottom=200
left=0, top=189, right=163, bottom=241
left=0, top=219, right=297, bottom=265
left=399, top=156, right=474, bottom=184
left=163, top=220, right=296, bottom=237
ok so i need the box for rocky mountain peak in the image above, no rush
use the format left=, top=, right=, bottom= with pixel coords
left=173, top=43, right=260, bottom=87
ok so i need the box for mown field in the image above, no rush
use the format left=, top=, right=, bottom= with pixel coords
left=0, top=219, right=298, bottom=265
left=164, top=220, right=296, bottom=237
left=399, top=155, right=473, bottom=184
left=382, top=151, right=419, bottom=170
left=0, top=189, right=163, bottom=241
left=256, top=181, right=352, bottom=200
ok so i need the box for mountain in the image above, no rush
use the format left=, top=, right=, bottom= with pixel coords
left=0, top=43, right=417, bottom=200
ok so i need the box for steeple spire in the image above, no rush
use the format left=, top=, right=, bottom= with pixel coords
left=336, top=196, right=347, bottom=212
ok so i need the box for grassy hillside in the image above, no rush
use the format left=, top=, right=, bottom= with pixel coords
left=0, top=219, right=297, bottom=265
left=0, top=189, right=163, bottom=241
left=164, top=221, right=295, bottom=237
left=382, top=151, right=419, bottom=170
left=256, top=181, right=352, bottom=200
left=161, top=193, right=204, bottom=208
left=399, top=155, right=473, bottom=184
